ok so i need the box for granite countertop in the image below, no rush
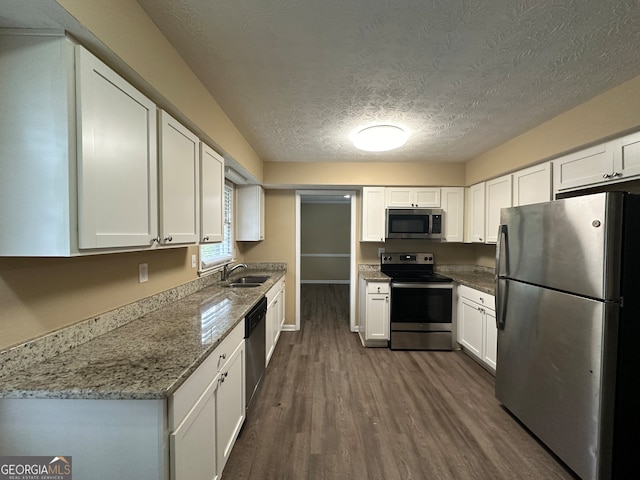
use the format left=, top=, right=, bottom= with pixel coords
left=359, top=263, right=495, bottom=295
left=435, top=265, right=496, bottom=295
left=0, top=270, right=285, bottom=401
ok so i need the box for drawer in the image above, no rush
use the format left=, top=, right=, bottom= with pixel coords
left=170, top=320, right=244, bottom=429
left=366, top=281, right=390, bottom=294
left=458, top=284, right=495, bottom=310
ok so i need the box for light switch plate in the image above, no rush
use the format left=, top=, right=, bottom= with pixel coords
left=191, top=254, right=197, bottom=268
left=138, top=263, right=148, bottom=283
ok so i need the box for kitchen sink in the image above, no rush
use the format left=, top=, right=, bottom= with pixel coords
left=227, top=275, right=270, bottom=288
left=234, top=275, right=270, bottom=284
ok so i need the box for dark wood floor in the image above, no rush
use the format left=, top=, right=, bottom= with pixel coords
left=223, top=284, right=576, bottom=479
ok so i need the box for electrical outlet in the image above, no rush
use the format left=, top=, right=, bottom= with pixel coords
left=138, top=263, right=148, bottom=283
left=191, top=254, right=197, bottom=268
left=378, top=247, right=385, bottom=256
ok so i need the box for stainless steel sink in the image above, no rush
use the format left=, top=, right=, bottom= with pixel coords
left=227, top=275, right=270, bottom=288
left=234, top=275, right=270, bottom=284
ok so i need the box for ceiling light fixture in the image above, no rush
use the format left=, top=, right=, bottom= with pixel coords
left=351, top=125, right=408, bottom=152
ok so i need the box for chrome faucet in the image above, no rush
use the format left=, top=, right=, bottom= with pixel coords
left=223, top=263, right=247, bottom=281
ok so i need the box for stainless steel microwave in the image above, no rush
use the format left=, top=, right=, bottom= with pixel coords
left=385, top=208, right=443, bottom=240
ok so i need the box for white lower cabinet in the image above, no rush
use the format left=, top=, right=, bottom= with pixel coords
left=358, top=277, right=390, bottom=347
left=170, top=321, right=245, bottom=480
left=215, top=339, right=245, bottom=474
left=170, top=378, right=218, bottom=480
left=457, top=285, right=497, bottom=372
left=266, top=278, right=286, bottom=366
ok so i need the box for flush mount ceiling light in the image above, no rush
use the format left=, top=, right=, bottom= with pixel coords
left=351, top=125, right=408, bottom=152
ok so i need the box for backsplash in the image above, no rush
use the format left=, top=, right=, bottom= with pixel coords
left=0, top=262, right=285, bottom=379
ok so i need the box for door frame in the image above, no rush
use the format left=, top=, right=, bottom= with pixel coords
left=295, top=190, right=357, bottom=332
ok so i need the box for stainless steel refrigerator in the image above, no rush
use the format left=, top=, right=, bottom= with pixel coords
left=495, top=192, right=640, bottom=480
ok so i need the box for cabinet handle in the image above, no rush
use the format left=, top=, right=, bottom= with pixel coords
left=152, top=236, right=161, bottom=243
left=220, top=353, right=226, bottom=360
left=164, top=236, right=173, bottom=242
left=603, top=173, right=611, bottom=179
left=479, top=237, right=483, bottom=241
left=613, top=171, right=623, bottom=177
left=203, top=236, right=209, bottom=241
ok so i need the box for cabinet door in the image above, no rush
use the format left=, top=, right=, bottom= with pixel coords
left=512, top=162, right=552, bottom=207
left=616, top=131, right=640, bottom=179
left=236, top=185, right=265, bottom=241
left=485, top=175, right=512, bottom=244
left=159, top=111, right=199, bottom=245
left=361, top=187, right=386, bottom=242
left=366, top=293, right=390, bottom=341
left=440, top=187, right=464, bottom=242
left=170, top=376, right=218, bottom=480
left=468, top=183, right=485, bottom=243
left=265, top=295, right=276, bottom=366
left=216, top=341, right=245, bottom=475
left=414, top=188, right=441, bottom=207
left=458, top=297, right=483, bottom=359
left=385, top=188, right=414, bottom=207
left=553, top=143, right=615, bottom=192
left=483, top=309, right=497, bottom=372
left=76, top=46, right=158, bottom=249
left=200, top=144, right=224, bottom=243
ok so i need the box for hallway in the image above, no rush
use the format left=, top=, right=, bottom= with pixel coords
left=222, top=284, right=575, bottom=479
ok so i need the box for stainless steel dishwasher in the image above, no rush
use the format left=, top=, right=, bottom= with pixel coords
left=245, top=296, right=267, bottom=414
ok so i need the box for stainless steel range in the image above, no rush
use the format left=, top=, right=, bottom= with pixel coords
left=381, top=252, right=454, bottom=350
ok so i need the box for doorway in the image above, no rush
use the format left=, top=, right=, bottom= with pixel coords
left=295, top=190, right=357, bottom=332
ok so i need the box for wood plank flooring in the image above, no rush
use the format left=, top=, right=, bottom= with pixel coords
left=222, top=284, right=577, bottom=479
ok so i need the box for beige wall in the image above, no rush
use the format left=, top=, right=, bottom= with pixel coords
left=466, top=75, right=640, bottom=185
left=0, top=246, right=198, bottom=350
left=264, top=161, right=466, bottom=187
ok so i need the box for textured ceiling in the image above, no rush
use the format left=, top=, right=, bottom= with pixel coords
left=136, top=1, right=640, bottom=163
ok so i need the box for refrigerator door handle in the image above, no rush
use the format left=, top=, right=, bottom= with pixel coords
left=496, top=278, right=508, bottom=330
left=495, top=224, right=509, bottom=278
left=496, top=224, right=509, bottom=330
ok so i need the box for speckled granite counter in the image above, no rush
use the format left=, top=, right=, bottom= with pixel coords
left=358, top=264, right=390, bottom=282
left=0, top=268, right=285, bottom=400
left=359, top=263, right=495, bottom=295
left=436, top=265, right=495, bottom=295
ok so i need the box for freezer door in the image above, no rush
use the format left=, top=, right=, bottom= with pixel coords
left=495, top=280, right=618, bottom=480
left=496, top=192, right=623, bottom=300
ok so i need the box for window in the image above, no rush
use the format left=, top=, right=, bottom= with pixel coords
left=200, top=182, right=235, bottom=271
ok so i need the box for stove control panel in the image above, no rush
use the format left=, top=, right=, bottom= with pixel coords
left=381, top=252, right=434, bottom=265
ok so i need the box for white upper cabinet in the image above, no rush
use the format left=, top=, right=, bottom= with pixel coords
left=485, top=175, right=512, bottom=244
left=614, top=131, right=640, bottom=179
left=467, top=183, right=486, bottom=243
left=440, top=187, right=464, bottom=243
left=77, top=47, right=159, bottom=249
left=361, top=187, right=386, bottom=242
left=553, top=143, right=616, bottom=192
left=200, top=144, right=224, bottom=244
left=0, top=32, right=161, bottom=256
left=236, top=185, right=265, bottom=241
left=158, top=110, right=199, bottom=245
left=554, top=133, right=640, bottom=194
left=386, top=187, right=440, bottom=207
left=512, top=162, right=552, bottom=207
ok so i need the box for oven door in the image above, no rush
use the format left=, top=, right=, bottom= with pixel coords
left=389, top=282, right=453, bottom=350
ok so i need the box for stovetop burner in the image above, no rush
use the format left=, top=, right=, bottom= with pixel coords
left=380, top=252, right=452, bottom=283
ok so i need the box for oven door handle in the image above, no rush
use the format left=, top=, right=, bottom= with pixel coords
left=392, top=283, right=453, bottom=289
